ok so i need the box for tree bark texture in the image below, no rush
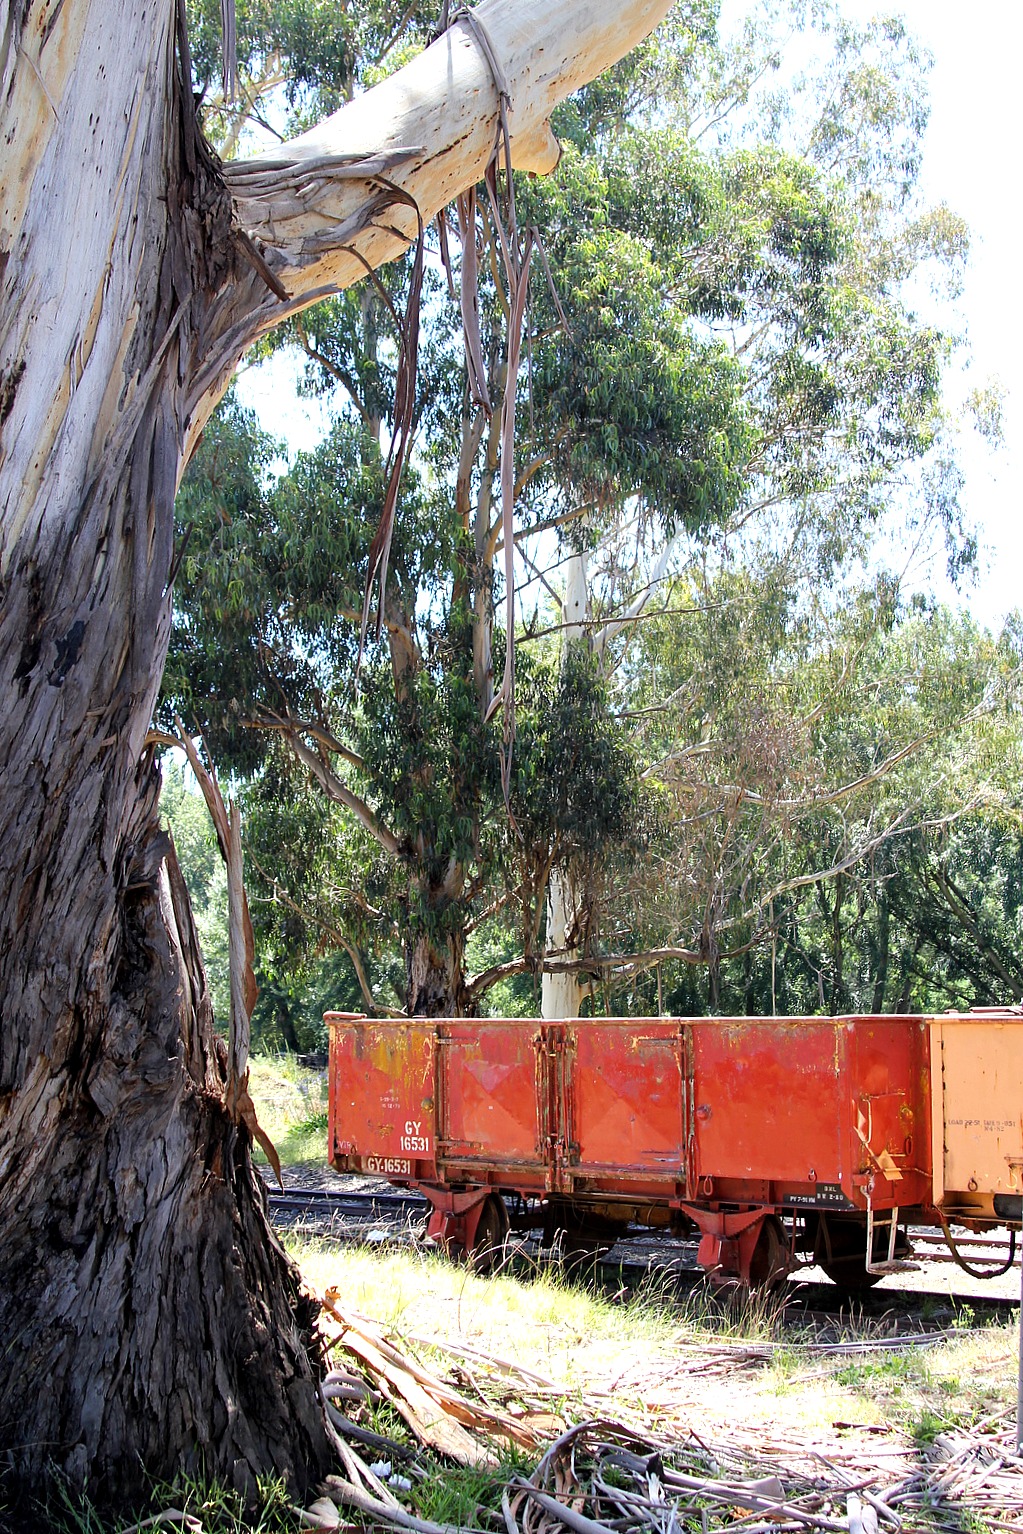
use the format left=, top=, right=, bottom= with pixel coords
left=406, top=926, right=469, bottom=1018
left=0, top=0, right=671, bottom=1505
left=0, top=0, right=333, bottom=1504
left=542, top=865, right=587, bottom=1019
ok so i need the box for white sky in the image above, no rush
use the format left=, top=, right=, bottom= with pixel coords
left=239, top=0, right=1021, bottom=628
left=901, top=0, right=1021, bottom=626
left=794, top=0, right=1022, bottom=625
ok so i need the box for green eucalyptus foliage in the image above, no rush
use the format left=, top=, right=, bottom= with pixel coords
left=186, top=0, right=437, bottom=147
left=617, top=580, right=1023, bottom=1016
left=513, top=648, right=637, bottom=859
left=165, top=0, right=992, bottom=1022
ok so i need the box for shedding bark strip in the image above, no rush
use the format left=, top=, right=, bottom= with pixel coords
left=176, top=726, right=281, bottom=1181
left=455, top=187, right=492, bottom=414
left=357, top=192, right=426, bottom=663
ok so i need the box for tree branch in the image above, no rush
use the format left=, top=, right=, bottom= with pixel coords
left=295, top=316, right=372, bottom=428
left=250, top=710, right=366, bottom=772
left=248, top=854, right=406, bottom=1018
left=222, top=0, right=675, bottom=310
left=285, top=731, right=402, bottom=857
left=465, top=940, right=762, bottom=1002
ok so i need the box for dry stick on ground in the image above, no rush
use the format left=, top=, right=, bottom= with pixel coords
left=513, top=1419, right=1023, bottom=1534
left=307, top=1296, right=1023, bottom=1534
left=321, top=1293, right=545, bottom=1462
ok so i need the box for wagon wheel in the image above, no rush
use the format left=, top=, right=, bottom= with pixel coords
left=747, top=1215, right=789, bottom=1291
left=552, top=1232, right=616, bottom=1272
left=813, top=1215, right=908, bottom=1291
left=541, top=1203, right=617, bottom=1269
left=817, top=1249, right=883, bottom=1291
left=468, top=1193, right=511, bottom=1274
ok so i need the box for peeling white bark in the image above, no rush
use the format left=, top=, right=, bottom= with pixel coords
left=543, top=865, right=588, bottom=1019
left=540, top=533, right=678, bottom=1018
left=225, top=0, right=674, bottom=308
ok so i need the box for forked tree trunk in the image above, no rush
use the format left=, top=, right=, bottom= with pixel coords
left=0, top=0, right=671, bottom=1507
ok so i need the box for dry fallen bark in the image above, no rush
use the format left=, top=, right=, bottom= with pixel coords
left=301, top=1411, right=1023, bottom=1534
left=321, top=1293, right=547, bottom=1464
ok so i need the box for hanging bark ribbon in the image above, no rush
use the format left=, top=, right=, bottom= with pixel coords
left=487, top=214, right=534, bottom=809
left=174, top=724, right=282, bottom=1183
left=437, top=7, right=529, bottom=806
left=454, top=186, right=492, bottom=415
left=357, top=187, right=426, bottom=667
left=220, top=0, right=238, bottom=101
left=363, top=1, right=569, bottom=811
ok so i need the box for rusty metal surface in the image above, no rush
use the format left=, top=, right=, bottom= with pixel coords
left=688, top=1015, right=932, bottom=1212
left=326, top=1011, right=1021, bottom=1235
left=328, top=1016, right=435, bottom=1179
left=436, top=1022, right=543, bottom=1171
left=569, top=1020, right=687, bottom=1183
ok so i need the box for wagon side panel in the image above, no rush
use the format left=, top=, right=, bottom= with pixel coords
left=435, top=1021, right=546, bottom=1179
left=327, top=1014, right=436, bottom=1181
left=846, top=1016, right=931, bottom=1212
left=567, top=1021, right=686, bottom=1188
left=932, top=1014, right=1023, bottom=1219
left=690, top=1018, right=848, bottom=1201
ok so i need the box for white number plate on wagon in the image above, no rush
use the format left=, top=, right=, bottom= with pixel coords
left=364, top=1156, right=412, bottom=1175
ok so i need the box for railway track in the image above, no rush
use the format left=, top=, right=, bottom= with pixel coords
left=268, top=1184, right=426, bottom=1227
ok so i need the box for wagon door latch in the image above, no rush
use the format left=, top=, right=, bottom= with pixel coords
left=537, top=1028, right=576, bottom=1192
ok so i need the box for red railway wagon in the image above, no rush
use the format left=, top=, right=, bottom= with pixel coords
left=326, top=1010, right=1023, bottom=1287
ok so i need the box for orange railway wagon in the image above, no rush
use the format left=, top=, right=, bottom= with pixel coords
left=326, top=1010, right=1023, bottom=1288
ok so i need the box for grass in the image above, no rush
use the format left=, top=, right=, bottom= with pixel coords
left=247, top=1053, right=329, bottom=1167
left=836, top=1351, right=924, bottom=1390
left=410, top=1448, right=532, bottom=1527
left=293, top=1231, right=1022, bottom=1448
left=296, top=1233, right=685, bottom=1360
left=10, top=1469, right=296, bottom=1534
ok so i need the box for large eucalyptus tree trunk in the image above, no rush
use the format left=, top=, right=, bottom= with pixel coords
left=0, top=6, right=331, bottom=1504
left=0, top=0, right=671, bottom=1506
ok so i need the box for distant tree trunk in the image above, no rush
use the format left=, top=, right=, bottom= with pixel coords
left=540, top=533, right=678, bottom=1021
left=543, top=867, right=588, bottom=1018
left=0, top=0, right=672, bottom=1505
left=406, top=925, right=470, bottom=1017
left=542, top=547, right=589, bottom=1020
left=830, top=873, right=845, bottom=1014
left=871, top=890, right=891, bottom=1013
